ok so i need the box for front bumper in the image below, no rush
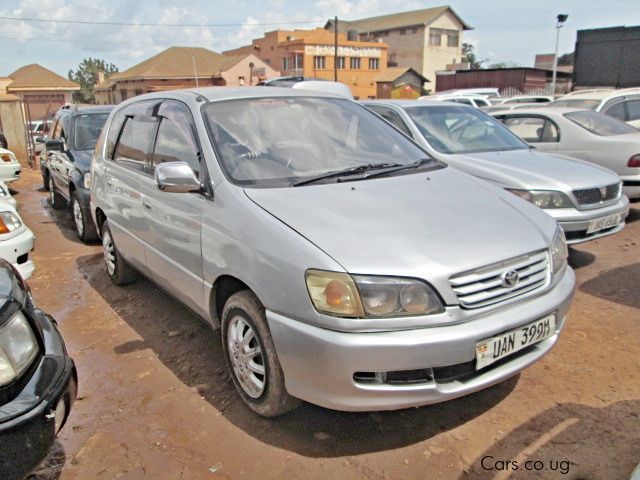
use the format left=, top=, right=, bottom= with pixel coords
left=0, top=227, right=36, bottom=280
left=267, top=267, right=575, bottom=412
left=621, top=175, right=640, bottom=200
left=544, top=196, right=629, bottom=244
left=0, top=309, right=77, bottom=480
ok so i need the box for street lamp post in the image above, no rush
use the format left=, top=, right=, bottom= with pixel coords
left=551, top=14, right=569, bottom=96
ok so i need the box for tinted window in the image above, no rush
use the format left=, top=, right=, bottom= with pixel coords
left=604, top=102, right=626, bottom=121
left=502, top=116, right=559, bottom=143
left=114, top=115, right=155, bottom=165
left=52, top=120, right=65, bottom=140
left=627, top=100, right=640, bottom=121
left=405, top=105, right=528, bottom=154
left=73, top=113, right=110, bottom=150
left=153, top=101, right=200, bottom=177
left=367, top=106, right=413, bottom=137
left=202, top=97, right=436, bottom=187
left=105, top=110, right=126, bottom=160
left=564, top=110, right=638, bottom=136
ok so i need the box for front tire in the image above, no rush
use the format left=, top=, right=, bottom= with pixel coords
left=71, top=192, right=98, bottom=242
left=48, top=175, right=64, bottom=209
left=221, top=290, right=299, bottom=417
left=101, top=220, right=136, bottom=285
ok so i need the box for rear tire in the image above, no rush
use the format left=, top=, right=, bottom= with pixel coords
left=42, top=170, right=50, bottom=191
left=48, top=175, right=64, bottom=209
left=71, top=192, right=98, bottom=242
left=221, top=290, right=299, bottom=417
left=101, top=220, right=136, bottom=285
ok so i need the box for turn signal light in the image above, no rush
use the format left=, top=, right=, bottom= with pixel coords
left=0, top=218, right=10, bottom=234
left=628, top=154, right=640, bottom=168
left=0, top=154, right=13, bottom=163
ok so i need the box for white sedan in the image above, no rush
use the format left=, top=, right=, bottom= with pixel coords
left=0, top=199, right=34, bottom=279
left=0, top=148, right=22, bottom=184
left=492, top=107, right=640, bottom=199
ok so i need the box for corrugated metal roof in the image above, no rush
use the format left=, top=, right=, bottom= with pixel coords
left=374, top=67, right=429, bottom=83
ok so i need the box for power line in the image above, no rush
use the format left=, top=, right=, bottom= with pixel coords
left=0, top=15, right=324, bottom=28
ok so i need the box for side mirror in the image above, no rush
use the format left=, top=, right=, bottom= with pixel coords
left=45, top=139, right=64, bottom=151
left=35, top=136, right=46, bottom=144
left=154, top=162, right=201, bottom=193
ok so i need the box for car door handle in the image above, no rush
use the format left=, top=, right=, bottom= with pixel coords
left=142, top=199, right=152, bottom=210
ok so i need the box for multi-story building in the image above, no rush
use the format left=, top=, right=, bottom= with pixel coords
left=95, top=46, right=279, bottom=104
left=325, top=5, right=471, bottom=90
left=224, top=28, right=389, bottom=99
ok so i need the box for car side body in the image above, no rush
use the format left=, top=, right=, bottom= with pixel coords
left=90, top=87, right=575, bottom=415
left=490, top=107, right=640, bottom=200
left=0, top=147, right=22, bottom=184
left=548, top=88, right=640, bottom=128
left=362, top=99, right=629, bottom=245
left=0, top=199, right=35, bottom=280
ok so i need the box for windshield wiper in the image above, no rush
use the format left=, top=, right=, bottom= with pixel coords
left=359, top=158, right=433, bottom=179
left=293, top=163, right=402, bottom=186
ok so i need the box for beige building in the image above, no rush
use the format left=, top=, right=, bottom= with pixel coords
left=1, top=64, right=79, bottom=120
left=325, top=6, right=471, bottom=90
left=95, top=46, right=280, bottom=104
left=224, top=28, right=388, bottom=99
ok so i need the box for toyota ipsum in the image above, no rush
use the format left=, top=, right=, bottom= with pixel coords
left=90, top=88, right=575, bottom=417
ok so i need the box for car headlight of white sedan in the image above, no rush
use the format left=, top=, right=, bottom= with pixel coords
left=550, top=225, right=568, bottom=275
left=506, top=189, right=574, bottom=209
left=0, top=310, right=39, bottom=386
left=0, top=211, right=22, bottom=234
left=305, top=269, right=444, bottom=318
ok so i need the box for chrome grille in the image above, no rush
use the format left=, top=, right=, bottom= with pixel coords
left=573, top=183, right=620, bottom=206
left=450, top=250, right=550, bottom=309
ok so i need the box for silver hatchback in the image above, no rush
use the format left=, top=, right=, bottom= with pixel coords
left=91, top=88, right=575, bottom=416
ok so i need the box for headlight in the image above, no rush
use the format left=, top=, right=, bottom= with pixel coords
left=0, top=153, right=15, bottom=163
left=550, top=225, right=568, bottom=275
left=506, top=189, right=573, bottom=209
left=0, top=211, right=22, bottom=234
left=0, top=311, right=39, bottom=386
left=83, top=173, right=91, bottom=189
left=305, top=269, right=444, bottom=318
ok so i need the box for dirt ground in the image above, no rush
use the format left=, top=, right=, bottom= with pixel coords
left=12, top=168, right=640, bottom=480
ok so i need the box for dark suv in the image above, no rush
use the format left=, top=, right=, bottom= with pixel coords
left=41, top=105, right=113, bottom=241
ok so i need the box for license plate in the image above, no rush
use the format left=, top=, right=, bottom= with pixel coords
left=586, top=213, right=621, bottom=234
left=475, top=314, right=556, bottom=370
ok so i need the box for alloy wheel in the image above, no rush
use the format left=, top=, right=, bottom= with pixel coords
left=73, top=199, right=84, bottom=237
left=49, top=177, right=55, bottom=204
left=102, top=230, right=116, bottom=275
left=227, top=316, right=266, bottom=398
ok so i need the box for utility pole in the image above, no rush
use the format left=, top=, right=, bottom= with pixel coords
left=192, top=55, right=199, bottom=88
left=334, top=16, right=338, bottom=82
left=551, top=14, right=568, bottom=96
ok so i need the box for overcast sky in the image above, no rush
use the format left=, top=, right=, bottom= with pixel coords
left=1, top=0, right=638, bottom=77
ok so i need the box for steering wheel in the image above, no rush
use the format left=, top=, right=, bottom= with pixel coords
left=271, top=140, right=321, bottom=169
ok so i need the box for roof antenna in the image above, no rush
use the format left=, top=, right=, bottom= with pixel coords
left=192, top=55, right=199, bottom=88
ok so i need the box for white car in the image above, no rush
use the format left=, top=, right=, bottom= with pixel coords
left=436, top=88, right=500, bottom=99
left=0, top=199, right=34, bottom=279
left=492, top=107, right=640, bottom=199
left=0, top=182, right=16, bottom=208
left=420, top=94, right=491, bottom=108
left=0, top=148, right=21, bottom=184
left=491, top=95, right=554, bottom=105
left=548, top=88, right=640, bottom=128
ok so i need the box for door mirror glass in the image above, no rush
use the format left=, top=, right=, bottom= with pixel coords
left=154, top=161, right=201, bottom=193
left=45, top=139, right=64, bottom=151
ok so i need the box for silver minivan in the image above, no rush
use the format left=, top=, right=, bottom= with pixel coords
left=91, top=88, right=575, bottom=417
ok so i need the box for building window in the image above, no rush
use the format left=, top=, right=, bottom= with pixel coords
left=294, top=53, right=304, bottom=69
left=447, top=33, right=459, bottom=47
left=134, top=89, right=143, bottom=96
left=314, top=56, right=326, bottom=69
left=429, top=30, right=441, bottom=46
left=350, top=57, right=361, bottom=69
left=336, top=56, right=346, bottom=69
left=283, top=57, right=291, bottom=70
left=120, top=89, right=128, bottom=101
left=400, top=28, right=407, bottom=35
left=368, top=58, right=380, bottom=70
left=373, top=30, right=389, bottom=37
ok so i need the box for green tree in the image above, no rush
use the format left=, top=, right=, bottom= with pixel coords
left=68, top=58, right=118, bottom=104
left=462, top=43, right=486, bottom=70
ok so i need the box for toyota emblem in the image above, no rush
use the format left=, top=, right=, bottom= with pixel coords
left=501, top=270, right=520, bottom=288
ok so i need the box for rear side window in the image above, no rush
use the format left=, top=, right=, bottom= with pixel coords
left=627, top=99, right=640, bottom=122
left=502, top=116, right=559, bottom=143
left=367, top=105, right=413, bottom=137
left=152, top=101, right=200, bottom=177
left=114, top=115, right=156, bottom=165
left=105, top=110, right=126, bottom=160
left=565, top=110, right=638, bottom=136
left=604, top=102, right=626, bottom=121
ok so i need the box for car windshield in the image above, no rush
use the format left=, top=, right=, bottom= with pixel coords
left=564, top=110, right=639, bottom=136
left=548, top=99, right=601, bottom=110
left=73, top=112, right=110, bottom=150
left=202, top=97, right=439, bottom=187
left=404, top=105, right=529, bottom=154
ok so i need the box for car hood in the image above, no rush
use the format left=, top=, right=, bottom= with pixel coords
left=244, top=168, right=555, bottom=277
left=71, top=149, right=93, bottom=172
left=446, top=148, right=620, bottom=191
